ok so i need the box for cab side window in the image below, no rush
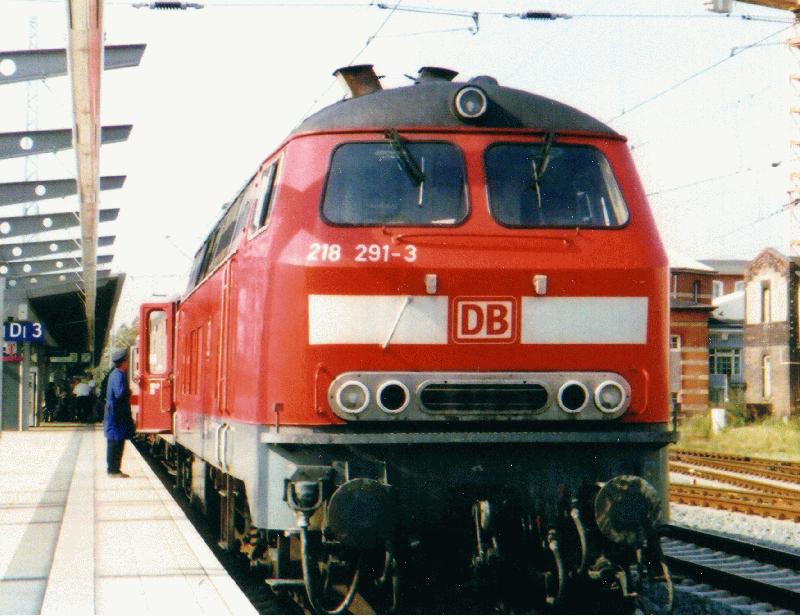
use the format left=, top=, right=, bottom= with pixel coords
left=207, top=197, right=244, bottom=273
left=251, top=161, right=278, bottom=233
left=187, top=237, right=214, bottom=291
left=232, top=179, right=258, bottom=241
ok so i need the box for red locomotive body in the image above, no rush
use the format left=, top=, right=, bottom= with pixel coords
left=136, top=68, right=675, bottom=612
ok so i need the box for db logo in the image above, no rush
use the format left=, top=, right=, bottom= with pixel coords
left=453, top=298, right=516, bottom=343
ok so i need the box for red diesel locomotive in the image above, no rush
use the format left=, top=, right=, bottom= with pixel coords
left=133, top=66, right=675, bottom=613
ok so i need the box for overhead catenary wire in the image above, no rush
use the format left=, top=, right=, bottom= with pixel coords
left=296, top=0, right=404, bottom=124
left=9, top=0, right=373, bottom=5
left=685, top=198, right=795, bottom=252
left=371, top=26, right=477, bottom=38
left=608, top=24, right=795, bottom=124
left=629, top=82, right=780, bottom=151
left=646, top=168, right=764, bottom=198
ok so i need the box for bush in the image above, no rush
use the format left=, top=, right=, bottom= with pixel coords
left=725, top=399, right=749, bottom=428
left=675, top=414, right=800, bottom=460
left=676, top=413, right=712, bottom=445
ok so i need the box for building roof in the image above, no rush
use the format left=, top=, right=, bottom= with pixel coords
left=711, top=289, right=744, bottom=323
left=745, top=247, right=800, bottom=277
left=698, top=259, right=749, bottom=276
left=26, top=274, right=124, bottom=358
left=670, top=299, right=716, bottom=311
left=667, top=250, right=715, bottom=273
left=293, top=76, right=621, bottom=136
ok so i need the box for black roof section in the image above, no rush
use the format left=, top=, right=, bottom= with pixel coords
left=293, top=77, right=621, bottom=137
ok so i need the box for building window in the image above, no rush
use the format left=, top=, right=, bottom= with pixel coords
left=670, top=335, right=681, bottom=350
left=712, top=280, right=724, bottom=299
left=709, top=348, right=741, bottom=377
left=734, top=280, right=744, bottom=292
left=692, top=280, right=701, bottom=303
left=671, top=274, right=678, bottom=298
left=761, top=283, right=771, bottom=323
left=762, top=355, right=772, bottom=399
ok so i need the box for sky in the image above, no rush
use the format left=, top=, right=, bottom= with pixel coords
left=0, top=0, right=798, bottom=328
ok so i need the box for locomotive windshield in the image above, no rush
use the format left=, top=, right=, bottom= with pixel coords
left=322, top=142, right=466, bottom=226
left=485, top=144, right=629, bottom=228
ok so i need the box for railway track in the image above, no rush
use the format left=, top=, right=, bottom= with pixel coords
left=670, top=449, right=800, bottom=486
left=670, top=462, right=800, bottom=499
left=669, top=484, right=800, bottom=522
left=661, top=523, right=800, bottom=613
left=669, top=448, right=800, bottom=520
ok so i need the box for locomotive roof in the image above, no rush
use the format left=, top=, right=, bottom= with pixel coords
left=292, top=77, right=621, bottom=137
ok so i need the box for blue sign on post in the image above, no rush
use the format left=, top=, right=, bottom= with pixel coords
left=3, top=320, right=45, bottom=344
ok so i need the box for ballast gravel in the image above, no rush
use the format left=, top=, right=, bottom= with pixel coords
left=666, top=504, right=800, bottom=615
left=670, top=503, right=800, bottom=556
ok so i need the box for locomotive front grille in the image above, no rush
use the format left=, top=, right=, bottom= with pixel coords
left=327, top=371, right=631, bottom=422
left=419, top=383, right=549, bottom=413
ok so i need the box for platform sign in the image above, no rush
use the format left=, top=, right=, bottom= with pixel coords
left=3, top=321, right=45, bottom=344
left=50, top=352, right=78, bottom=364
left=2, top=341, right=22, bottom=362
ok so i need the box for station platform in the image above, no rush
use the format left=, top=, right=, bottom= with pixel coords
left=0, top=426, right=257, bottom=615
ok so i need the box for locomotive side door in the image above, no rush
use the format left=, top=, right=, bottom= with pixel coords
left=137, top=302, right=176, bottom=432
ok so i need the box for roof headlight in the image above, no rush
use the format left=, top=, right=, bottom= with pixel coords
left=594, top=381, right=626, bottom=414
left=453, top=86, right=488, bottom=120
left=336, top=380, right=370, bottom=415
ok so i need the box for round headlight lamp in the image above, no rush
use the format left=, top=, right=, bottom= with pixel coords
left=376, top=380, right=410, bottom=415
left=453, top=86, right=488, bottom=120
left=336, top=380, right=370, bottom=415
left=557, top=381, right=589, bottom=414
left=594, top=381, right=626, bottom=414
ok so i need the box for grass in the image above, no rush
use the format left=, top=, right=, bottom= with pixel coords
left=676, top=413, right=800, bottom=461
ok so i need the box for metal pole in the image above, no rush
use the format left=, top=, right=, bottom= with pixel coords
left=0, top=276, right=4, bottom=435
left=20, top=342, right=30, bottom=431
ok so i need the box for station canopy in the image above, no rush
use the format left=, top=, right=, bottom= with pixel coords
left=1, top=29, right=144, bottom=362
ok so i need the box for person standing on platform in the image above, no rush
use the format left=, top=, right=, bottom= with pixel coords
left=95, top=368, right=111, bottom=422
left=74, top=377, right=92, bottom=422
left=44, top=382, right=57, bottom=422
left=104, top=348, right=134, bottom=478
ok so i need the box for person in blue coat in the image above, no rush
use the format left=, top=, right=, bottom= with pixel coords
left=104, top=348, right=134, bottom=477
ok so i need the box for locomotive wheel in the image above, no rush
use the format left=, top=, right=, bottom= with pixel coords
left=178, top=450, right=193, bottom=501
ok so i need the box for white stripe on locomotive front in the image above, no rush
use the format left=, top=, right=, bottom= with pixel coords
left=520, top=297, right=648, bottom=344
left=308, top=295, right=648, bottom=345
left=308, top=295, right=448, bottom=345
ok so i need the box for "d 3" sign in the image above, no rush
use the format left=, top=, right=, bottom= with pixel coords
left=453, top=298, right=516, bottom=343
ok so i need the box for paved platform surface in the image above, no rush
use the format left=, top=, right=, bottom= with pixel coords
left=0, top=426, right=257, bottom=615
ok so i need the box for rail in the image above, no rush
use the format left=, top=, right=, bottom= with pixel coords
left=660, top=523, right=800, bottom=612
left=669, top=462, right=800, bottom=499
left=669, top=483, right=800, bottom=521
left=670, top=449, right=800, bottom=485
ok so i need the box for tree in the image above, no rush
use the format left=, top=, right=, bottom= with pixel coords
left=92, top=319, right=139, bottom=381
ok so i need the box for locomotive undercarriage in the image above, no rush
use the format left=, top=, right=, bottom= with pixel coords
left=145, top=424, right=675, bottom=614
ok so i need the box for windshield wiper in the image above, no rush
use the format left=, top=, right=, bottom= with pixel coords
left=530, top=131, right=556, bottom=219
left=385, top=129, right=426, bottom=206
left=531, top=131, right=556, bottom=191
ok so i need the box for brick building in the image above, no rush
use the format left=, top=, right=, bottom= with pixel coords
left=669, top=253, right=716, bottom=413
left=699, top=259, right=749, bottom=298
left=708, top=290, right=744, bottom=404
left=743, top=248, right=800, bottom=418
